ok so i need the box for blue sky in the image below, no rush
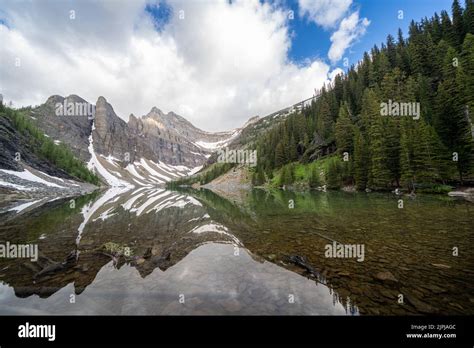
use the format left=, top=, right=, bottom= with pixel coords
left=288, top=0, right=454, bottom=68
left=0, top=0, right=458, bottom=130
left=146, top=0, right=454, bottom=69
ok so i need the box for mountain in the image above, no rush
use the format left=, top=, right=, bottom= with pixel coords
left=168, top=1, right=474, bottom=191
left=0, top=103, right=99, bottom=213
left=242, top=1, right=474, bottom=190
left=3, top=94, right=251, bottom=189
left=0, top=187, right=244, bottom=299
left=1, top=89, right=293, bottom=200
left=165, top=106, right=294, bottom=187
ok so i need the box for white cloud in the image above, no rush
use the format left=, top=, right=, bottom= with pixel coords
left=0, top=0, right=338, bottom=131
left=298, top=0, right=352, bottom=29
left=329, top=68, right=344, bottom=82
left=328, top=11, right=370, bottom=64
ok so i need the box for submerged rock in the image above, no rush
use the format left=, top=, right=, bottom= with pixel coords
left=287, top=255, right=318, bottom=277
left=405, top=295, right=436, bottom=314
left=374, top=271, right=398, bottom=283
left=431, top=263, right=451, bottom=269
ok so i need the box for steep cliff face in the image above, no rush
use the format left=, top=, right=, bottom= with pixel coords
left=29, top=95, right=93, bottom=162
left=18, top=95, right=243, bottom=186
left=92, top=96, right=134, bottom=162
left=0, top=106, right=98, bottom=214
left=0, top=111, right=72, bottom=177
left=2, top=93, right=278, bottom=188
left=127, top=108, right=198, bottom=167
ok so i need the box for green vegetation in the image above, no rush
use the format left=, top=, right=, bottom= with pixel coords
left=278, top=163, right=295, bottom=186
left=166, top=162, right=235, bottom=188
left=0, top=102, right=100, bottom=185
left=22, top=191, right=101, bottom=241
left=268, top=156, right=329, bottom=188
left=254, top=0, right=474, bottom=192
left=251, top=166, right=266, bottom=186
left=308, top=164, right=322, bottom=188
left=265, top=155, right=456, bottom=193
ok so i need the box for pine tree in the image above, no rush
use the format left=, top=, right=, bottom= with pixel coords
left=385, top=117, right=401, bottom=186
left=253, top=1, right=473, bottom=188
left=369, top=117, right=393, bottom=189
left=325, top=157, right=342, bottom=189
left=452, top=0, right=466, bottom=49
left=353, top=130, right=370, bottom=190
left=435, top=47, right=473, bottom=182
left=360, top=88, right=380, bottom=133
left=289, top=135, right=298, bottom=161
left=252, top=166, right=266, bottom=186
left=400, top=118, right=415, bottom=190
left=316, top=95, right=334, bottom=140
left=432, top=13, right=443, bottom=43
left=374, top=51, right=391, bottom=84
left=335, top=102, right=354, bottom=154
left=465, top=0, right=474, bottom=34
left=441, top=10, right=457, bottom=47
left=458, top=34, right=474, bottom=119
left=381, top=67, right=405, bottom=100
left=279, top=164, right=294, bottom=186
left=275, top=142, right=286, bottom=168
left=413, top=120, right=439, bottom=183
left=386, top=34, right=397, bottom=67
left=397, top=28, right=406, bottom=47
left=309, top=165, right=321, bottom=188
left=397, top=29, right=411, bottom=73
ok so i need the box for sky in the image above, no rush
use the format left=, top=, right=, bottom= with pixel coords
left=0, top=0, right=454, bottom=131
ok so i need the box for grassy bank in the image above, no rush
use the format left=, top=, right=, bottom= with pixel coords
left=254, top=155, right=456, bottom=194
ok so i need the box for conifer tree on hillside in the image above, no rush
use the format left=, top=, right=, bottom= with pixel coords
left=369, top=116, right=392, bottom=189
left=453, top=0, right=467, bottom=49
left=316, top=91, right=334, bottom=140
left=435, top=47, right=473, bottom=182
left=309, top=164, right=322, bottom=188
left=465, top=0, right=474, bottom=34
left=353, top=129, right=370, bottom=190
left=253, top=0, right=474, bottom=189
left=325, top=157, right=343, bottom=189
left=458, top=34, right=474, bottom=120
left=335, top=102, right=354, bottom=155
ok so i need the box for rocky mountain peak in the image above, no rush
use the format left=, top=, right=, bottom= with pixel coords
left=21, top=94, right=256, bottom=186
left=96, top=96, right=107, bottom=105
left=149, top=106, right=164, bottom=114
left=242, top=115, right=260, bottom=128
left=128, top=113, right=138, bottom=124
left=45, top=94, right=88, bottom=108
left=45, top=95, right=65, bottom=106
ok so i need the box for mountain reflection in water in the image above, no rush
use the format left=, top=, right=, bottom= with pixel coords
left=0, top=187, right=353, bottom=315
left=0, top=187, right=473, bottom=315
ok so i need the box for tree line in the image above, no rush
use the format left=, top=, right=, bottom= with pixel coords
left=254, top=0, right=474, bottom=191
left=0, top=102, right=100, bottom=185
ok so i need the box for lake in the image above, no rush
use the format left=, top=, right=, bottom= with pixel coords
left=0, top=187, right=472, bottom=315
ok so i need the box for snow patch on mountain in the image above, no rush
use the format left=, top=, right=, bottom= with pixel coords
left=87, top=127, right=133, bottom=187
left=194, top=130, right=240, bottom=150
